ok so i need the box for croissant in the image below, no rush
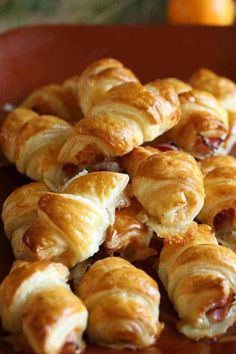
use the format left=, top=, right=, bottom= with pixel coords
left=197, top=155, right=236, bottom=251
left=75, top=256, right=163, bottom=349
left=162, top=89, right=228, bottom=159
left=0, top=108, right=72, bottom=191
left=2, top=171, right=129, bottom=267
left=190, top=68, right=236, bottom=155
left=122, top=146, right=205, bottom=241
left=0, top=260, right=88, bottom=354
left=21, top=77, right=83, bottom=125
left=158, top=224, right=236, bottom=339
left=78, top=58, right=140, bottom=116
left=58, top=79, right=181, bottom=166
left=104, top=197, right=156, bottom=262
left=163, top=78, right=192, bottom=95
left=1, top=182, right=49, bottom=260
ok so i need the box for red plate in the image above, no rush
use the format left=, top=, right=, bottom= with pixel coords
left=1, top=24, right=236, bottom=354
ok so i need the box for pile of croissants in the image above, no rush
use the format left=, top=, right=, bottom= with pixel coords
left=1, top=58, right=236, bottom=354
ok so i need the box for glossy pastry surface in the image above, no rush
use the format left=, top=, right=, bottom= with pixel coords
left=0, top=108, right=72, bottom=191
left=21, top=77, right=83, bottom=125
left=198, top=155, right=236, bottom=251
left=190, top=68, right=236, bottom=155
left=58, top=79, right=180, bottom=166
left=164, top=89, right=229, bottom=159
left=123, top=146, right=205, bottom=241
left=0, top=260, right=88, bottom=354
left=78, top=58, right=140, bottom=116
left=105, top=198, right=156, bottom=261
left=158, top=224, right=236, bottom=339
left=76, top=257, right=163, bottom=349
left=2, top=172, right=129, bottom=267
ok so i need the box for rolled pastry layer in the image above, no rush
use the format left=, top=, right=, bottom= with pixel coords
left=190, top=68, right=236, bottom=155
left=0, top=260, right=88, bottom=354
left=76, top=257, right=163, bottom=349
left=158, top=224, right=236, bottom=339
left=122, top=146, right=205, bottom=241
left=198, top=155, right=236, bottom=251
left=58, top=79, right=180, bottom=166
left=2, top=172, right=129, bottom=267
left=0, top=108, right=72, bottom=191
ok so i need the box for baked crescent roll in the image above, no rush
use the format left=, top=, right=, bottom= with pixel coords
left=158, top=224, right=236, bottom=339
left=0, top=108, right=72, bottom=191
left=198, top=155, right=236, bottom=251
left=77, top=58, right=140, bottom=116
left=0, top=260, right=88, bottom=354
left=162, top=89, right=228, bottom=159
left=163, top=78, right=192, bottom=95
left=2, top=172, right=129, bottom=267
left=190, top=68, right=236, bottom=155
left=1, top=182, right=49, bottom=260
left=104, top=198, right=156, bottom=262
left=58, top=80, right=180, bottom=166
left=76, top=257, right=163, bottom=349
left=21, top=77, right=83, bottom=125
left=122, top=146, right=205, bottom=241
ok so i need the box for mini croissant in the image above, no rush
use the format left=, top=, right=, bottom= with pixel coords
left=162, top=89, right=228, bottom=159
left=0, top=108, right=72, bottom=191
left=104, top=198, right=156, bottom=262
left=2, top=172, right=129, bottom=267
left=190, top=68, right=236, bottom=155
left=158, top=224, right=236, bottom=339
left=76, top=257, right=163, bottom=349
left=21, top=77, right=83, bottom=125
left=0, top=260, right=88, bottom=354
left=78, top=58, right=140, bottom=116
left=198, top=155, right=236, bottom=251
left=58, top=79, right=180, bottom=166
left=122, top=146, right=205, bottom=241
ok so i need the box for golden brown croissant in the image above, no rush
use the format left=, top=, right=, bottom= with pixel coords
left=163, top=78, right=192, bottom=95
left=75, top=257, right=163, bottom=349
left=190, top=68, right=236, bottom=155
left=2, top=172, right=129, bottom=267
left=122, top=146, right=205, bottom=241
left=161, top=89, right=228, bottom=159
left=78, top=58, right=140, bottom=116
left=1, top=182, right=49, bottom=260
left=21, top=77, right=83, bottom=125
left=197, top=155, right=236, bottom=251
left=104, top=198, right=156, bottom=262
left=0, top=108, right=72, bottom=191
left=58, top=80, right=181, bottom=166
left=158, top=224, right=236, bottom=339
left=0, top=260, right=88, bottom=354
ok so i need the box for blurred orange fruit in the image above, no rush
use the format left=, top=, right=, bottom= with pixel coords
left=168, top=0, right=235, bottom=26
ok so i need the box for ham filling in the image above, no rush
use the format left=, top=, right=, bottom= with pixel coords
left=196, top=136, right=223, bottom=157
left=206, top=294, right=233, bottom=323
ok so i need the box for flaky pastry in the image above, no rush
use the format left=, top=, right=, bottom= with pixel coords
left=162, top=89, right=228, bottom=159
left=0, top=260, right=88, bottom=354
left=76, top=257, right=163, bottom=349
left=78, top=58, right=140, bottom=116
left=2, top=172, right=129, bottom=267
left=105, top=198, right=156, bottom=261
left=191, top=68, right=236, bottom=155
left=122, top=146, right=205, bottom=241
left=158, top=224, right=236, bottom=339
left=21, top=77, right=83, bottom=125
left=58, top=79, right=180, bottom=166
left=198, top=155, right=236, bottom=251
left=0, top=108, right=72, bottom=191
